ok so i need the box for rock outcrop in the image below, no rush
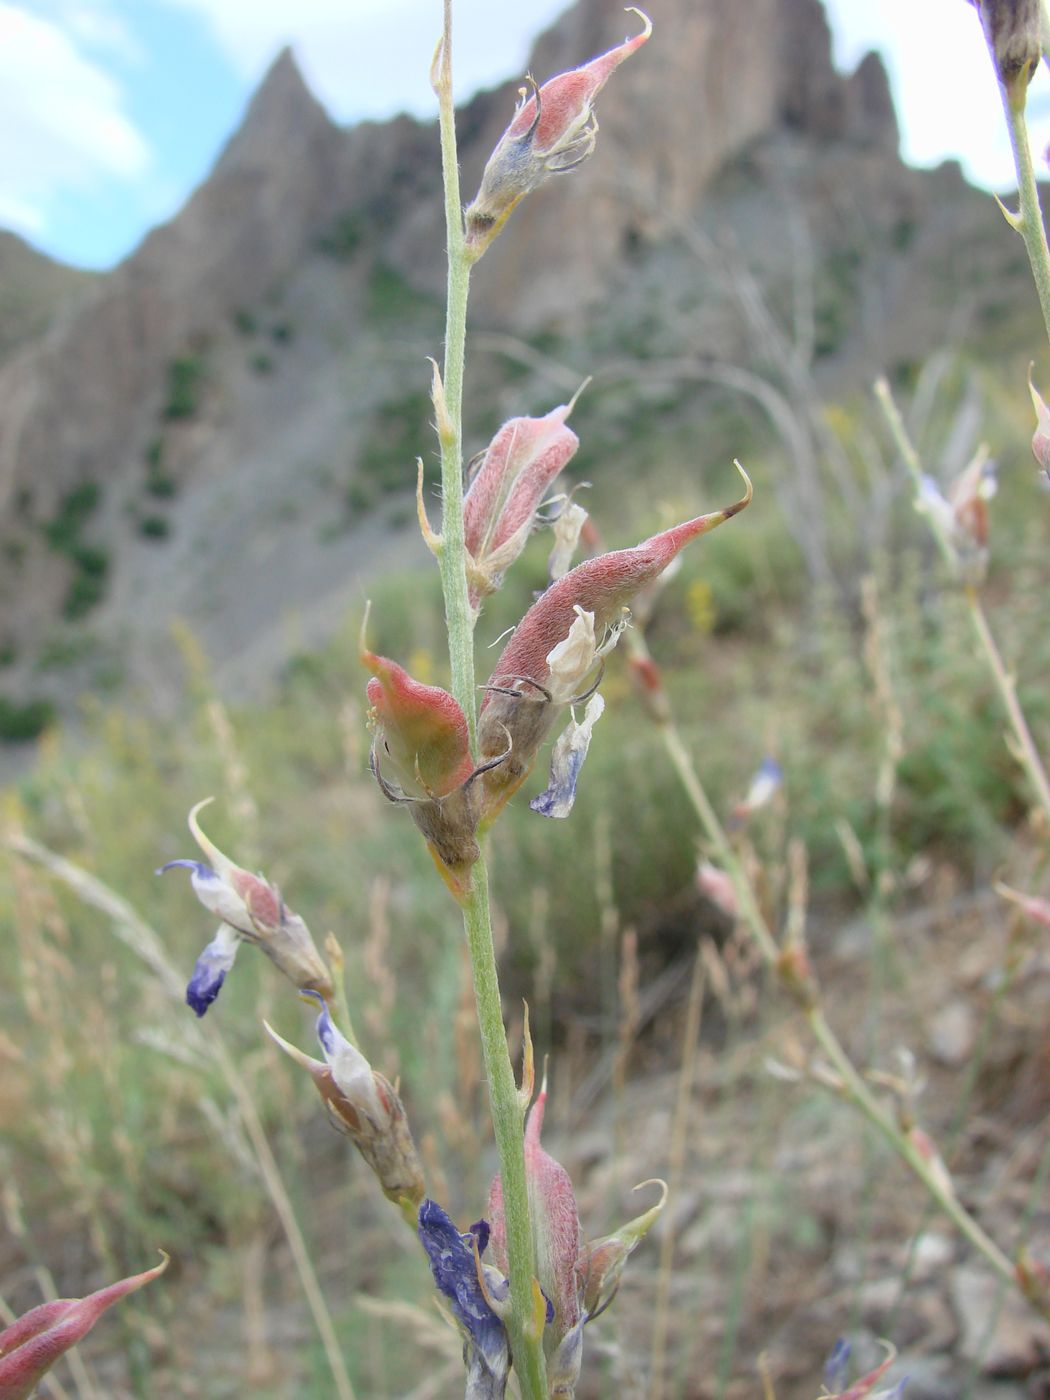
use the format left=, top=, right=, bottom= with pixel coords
left=0, top=0, right=1013, bottom=708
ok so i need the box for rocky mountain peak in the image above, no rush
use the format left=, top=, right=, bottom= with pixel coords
left=214, top=46, right=332, bottom=176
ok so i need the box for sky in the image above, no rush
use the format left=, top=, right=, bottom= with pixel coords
left=2, top=0, right=1050, bottom=270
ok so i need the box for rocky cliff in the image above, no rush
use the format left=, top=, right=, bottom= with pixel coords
left=0, top=0, right=1027, bottom=723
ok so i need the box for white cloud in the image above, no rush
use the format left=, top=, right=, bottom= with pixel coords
left=823, top=0, right=1050, bottom=192
left=160, top=0, right=572, bottom=122
left=0, top=3, right=149, bottom=243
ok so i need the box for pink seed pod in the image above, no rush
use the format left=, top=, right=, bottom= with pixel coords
left=477, top=467, right=751, bottom=810
left=364, top=647, right=474, bottom=800
left=464, top=9, right=652, bottom=258
left=362, top=635, right=482, bottom=896
left=464, top=402, right=580, bottom=607
left=484, top=468, right=750, bottom=700
left=0, top=1257, right=168, bottom=1400
left=488, top=1085, right=583, bottom=1348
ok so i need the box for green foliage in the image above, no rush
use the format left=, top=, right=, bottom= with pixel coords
left=138, top=514, right=171, bottom=540
left=35, top=630, right=98, bottom=671
left=163, top=354, right=206, bottom=420
left=146, top=470, right=178, bottom=498
left=232, top=307, right=258, bottom=336
left=0, top=694, right=55, bottom=742
left=316, top=211, right=365, bottom=261
left=62, top=571, right=106, bottom=619
left=250, top=352, right=275, bottom=375
left=358, top=388, right=434, bottom=494
left=42, top=481, right=101, bottom=553
left=70, top=542, right=109, bottom=579
left=366, top=262, right=437, bottom=325
left=270, top=320, right=295, bottom=345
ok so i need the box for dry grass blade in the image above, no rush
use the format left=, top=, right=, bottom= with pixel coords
left=2, top=831, right=359, bottom=1400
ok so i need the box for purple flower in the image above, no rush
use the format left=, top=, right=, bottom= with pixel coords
left=157, top=799, right=332, bottom=1015
left=529, top=693, right=605, bottom=819
left=184, top=924, right=239, bottom=1017
left=417, top=1200, right=509, bottom=1397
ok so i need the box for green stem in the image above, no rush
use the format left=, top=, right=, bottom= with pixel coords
left=433, top=9, right=547, bottom=1395
left=461, top=858, right=548, bottom=1400
left=999, top=84, right=1050, bottom=349
left=875, top=379, right=1050, bottom=826
left=434, top=0, right=477, bottom=743
left=804, top=1007, right=1019, bottom=1296
left=660, top=722, right=776, bottom=962
left=965, top=585, right=1050, bottom=824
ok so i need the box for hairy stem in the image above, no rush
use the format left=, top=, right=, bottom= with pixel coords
left=434, top=0, right=476, bottom=742
left=999, top=85, right=1050, bottom=349
left=434, top=8, right=547, bottom=1395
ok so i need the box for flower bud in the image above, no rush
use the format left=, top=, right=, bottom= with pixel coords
left=1029, top=367, right=1050, bottom=480
left=696, top=860, right=738, bottom=918
left=363, top=648, right=474, bottom=800
left=579, top=1179, right=666, bottom=1321
left=0, top=1256, right=167, bottom=1400
left=488, top=1084, right=583, bottom=1353
left=478, top=468, right=751, bottom=813
left=970, top=0, right=1042, bottom=99
left=464, top=403, right=580, bottom=607
left=362, top=639, right=481, bottom=895
left=996, top=880, right=1050, bottom=928
left=464, top=10, right=652, bottom=258
left=158, top=799, right=333, bottom=1015
left=731, top=756, right=783, bottom=822
left=916, top=452, right=997, bottom=585
left=820, top=1339, right=902, bottom=1399
left=266, top=996, right=425, bottom=1212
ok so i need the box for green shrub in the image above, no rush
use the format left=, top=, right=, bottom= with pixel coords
left=163, top=355, right=205, bottom=420
left=62, top=572, right=106, bottom=620
left=42, top=481, right=101, bottom=553
left=359, top=389, right=432, bottom=493
left=345, top=481, right=376, bottom=516
left=317, top=212, right=364, bottom=261
left=145, top=437, right=164, bottom=469
left=71, top=543, right=109, bottom=579
left=232, top=308, right=257, bottom=336
left=146, top=471, right=178, bottom=499
left=270, top=321, right=294, bottom=345
left=0, top=694, right=56, bottom=742
left=138, top=515, right=171, bottom=541
left=250, top=353, right=274, bottom=375
left=367, top=263, right=433, bottom=325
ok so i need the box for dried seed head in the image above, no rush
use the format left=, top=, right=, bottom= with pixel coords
left=266, top=999, right=425, bottom=1211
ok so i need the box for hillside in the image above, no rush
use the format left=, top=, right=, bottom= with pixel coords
left=0, top=0, right=1039, bottom=732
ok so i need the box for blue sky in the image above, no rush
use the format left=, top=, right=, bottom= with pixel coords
left=3, top=0, right=1050, bottom=271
